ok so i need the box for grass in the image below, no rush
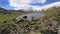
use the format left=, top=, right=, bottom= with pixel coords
left=42, top=7, right=60, bottom=17
left=0, top=13, right=26, bottom=25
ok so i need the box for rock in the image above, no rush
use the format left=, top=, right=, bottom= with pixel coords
left=29, top=31, right=42, bottom=34
left=0, top=28, right=11, bottom=34
left=2, top=19, right=7, bottom=23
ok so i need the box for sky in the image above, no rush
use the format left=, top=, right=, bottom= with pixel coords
left=0, top=0, right=60, bottom=10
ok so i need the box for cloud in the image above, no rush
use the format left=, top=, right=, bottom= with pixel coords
left=8, top=0, right=46, bottom=10
left=8, top=0, right=60, bottom=12
left=41, top=1, right=60, bottom=11
left=9, top=0, right=46, bottom=4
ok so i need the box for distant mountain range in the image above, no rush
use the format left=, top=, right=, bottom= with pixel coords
left=0, top=7, right=11, bottom=14
left=0, top=7, right=26, bottom=14
left=0, top=4, right=60, bottom=14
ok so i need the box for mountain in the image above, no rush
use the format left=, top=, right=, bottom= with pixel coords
left=41, top=7, right=60, bottom=23
left=40, top=7, right=60, bottom=30
left=0, top=7, right=12, bottom=14
left=42, top=7, right=60, bottom=17
left=0, top=7, right=27, bottom=14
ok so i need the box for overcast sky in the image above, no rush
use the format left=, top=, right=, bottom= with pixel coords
left=0, top=0, right=60, bottom=10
